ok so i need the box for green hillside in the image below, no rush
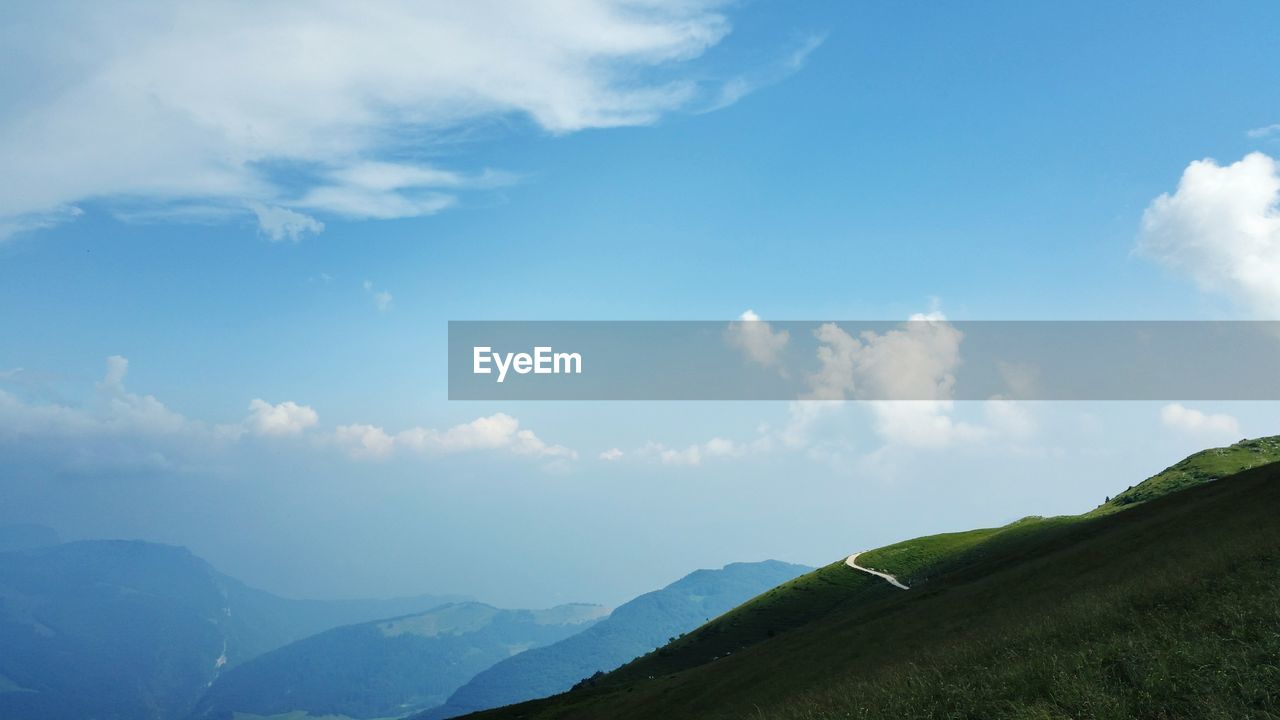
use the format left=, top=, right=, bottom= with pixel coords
left=471, top=436, right=1280, bottom=720
left=1098, top=435, right=1280, bottom=511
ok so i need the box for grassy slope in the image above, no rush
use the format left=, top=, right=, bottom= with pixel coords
left=473, top=437, right=1280, bottom=720
left=1098, top=435, right=1280, bottom=511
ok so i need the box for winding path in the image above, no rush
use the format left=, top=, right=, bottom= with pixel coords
left=845, top=553, right=910, bottom=590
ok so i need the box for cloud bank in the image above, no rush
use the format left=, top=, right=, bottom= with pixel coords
left=0, top=356, right=573, bottom=470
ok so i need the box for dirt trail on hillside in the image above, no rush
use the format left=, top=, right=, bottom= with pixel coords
left=845, top=553, right=910, bottom=590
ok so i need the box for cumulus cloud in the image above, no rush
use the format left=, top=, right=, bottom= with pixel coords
left=1137, top=152, right=1280, bottom=317
left=1160, top=403, right=1240, bottom=436
left=599, top=447, right=624, bottom=461
left=638, top=441, right=703, bottom=466
left=93, top=356, right=190, bottom=435
left=865, top=401, right=986, bottom=449
left=726, top=309, right=790, bottom=371
left=773, top=312, right=1043, bottom=451
left=634, top=436, right=747, bottom=466
left=336, top=412, right=577, bottom=461
left=800, top=314, right=976, bottom=447
left=0, top=1, right=759, bottom=240
left=245, top=399, right=319, bottom=437
left=332, top=423, right=397, bottom=459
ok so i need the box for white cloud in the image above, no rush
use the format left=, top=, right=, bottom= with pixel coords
left=0, top=356, right=571, bottom=470
left=340, top=412, right=577, bottom=461
left=635, top=436, right=747, bottom=466
left=703, top=437, right=740, bottom=457
left=363, top=280, right=394, bottom=312
left=0, top=356, right=191, bottom=449
left=983, top=397, right=1037, bottom=440
left=1137, top=152, right=1280, bottom=317
left=249, top=203, right=324, bottom=242
left=245, top=399, right=318, bottom=437
left=1247, top=124, right=1280, bottom=140
left=866, top=401, right=986, bottom=449
left=599, top=447, right=624, bottom=461
left=333, top=423, right=397, bottom=459
left=1160, top=403, right=1240, bottom=436
left=775, top=312, right=1043, bottom=452
left=94, top=356, right=190, bottom=435
left=0, top=1, right=745, bottom=240
left=800, top=314, right=973, bottom=447
left=779, top=400, right=842, bottom=450
left=725, top=309, right=790, bottom=370
left=641, top=441, right=703, bottom=466
left=804, top=313, right=963, bottom=402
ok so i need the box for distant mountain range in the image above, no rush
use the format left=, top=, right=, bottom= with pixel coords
left=0, top=538, right=465, bottom=720
left=0, top=530, right=811, bottom=720
left=420, top=560, right=812, bottom=720
left=190, top=601, right=609, bottom=720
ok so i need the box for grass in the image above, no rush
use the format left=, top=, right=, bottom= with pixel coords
left=471, top=436, right=1280, bottom=720
left=763, top=509, right=1280, bottom=719
left=1097, top=435, right=1280, bottom=512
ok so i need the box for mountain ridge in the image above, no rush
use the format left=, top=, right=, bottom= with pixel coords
left=0, top=538, right=465, bottom=720
left=420, top=559, right=812, bottom=720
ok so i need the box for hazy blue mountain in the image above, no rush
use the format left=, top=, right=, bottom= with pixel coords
left=216, top=576, right=470, bottom=664
left=190, top=602, right=609, bottom=720
left=0, top=524, right=60, bottom=552
left=421, top=560, right=811, bottom=720
left=0, top=539, right=464, bottom=720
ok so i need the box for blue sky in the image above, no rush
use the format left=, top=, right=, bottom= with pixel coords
left=2, top=1, right=1279, bottom=607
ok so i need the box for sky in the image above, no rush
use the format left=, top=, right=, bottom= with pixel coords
left=2, top=0, right=1279, bottom=608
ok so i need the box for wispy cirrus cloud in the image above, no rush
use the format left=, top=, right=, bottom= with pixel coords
left=1247, top=124, right=1280, bottom=140
left=0, top=1, right=812, bottom=241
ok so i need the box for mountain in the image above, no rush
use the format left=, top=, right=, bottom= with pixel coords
left=422, top=559, right=812, bottom=719
left=190, top=602, right=610, bottom=720
left=469, top=436, right=1280, bottom=719
left=0, top=539, right=464, bottom=720
left=214, top=576, right=471, bottom=665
